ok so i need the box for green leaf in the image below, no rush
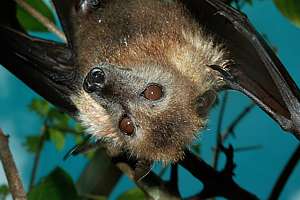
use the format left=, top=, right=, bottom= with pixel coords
left=0, top=184, right=9, bottom=200
left=29, top=98, right=50, bottom=117
left=79, top=195, right=107, bottom=200
left=85, top=151, right=95, bottom=160
left=117, top=188, right=145, bottom=200
left=75, top=134, right=84, bottom=144
left=16, top=0, right=56, bottom=32
left=273, top=0, right=300, bottom=28
left=244, top=0, right=253, bottom=5
left=74, top=123, right=85, bottom=134
left=48, top=108, right=73, bottom=132
left=49, top=128, right=65, bottom=151
left=28, top=168, right=78, bottom=200
left=48, top=108, right=62, bottom=120
left=53, top=114, right=70, bottom=131
left=191, top=144, right=201, bottom=155
left=23, top=135, right=41, bottom=153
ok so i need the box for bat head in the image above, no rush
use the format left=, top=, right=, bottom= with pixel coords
left=73, top=63, right=218, bottom=162
left=68, top=0, right=226, bottom=162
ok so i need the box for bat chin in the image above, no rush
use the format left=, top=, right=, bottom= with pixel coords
left=135, top=145, right=186, bottom=164
left=71, top=91, right=116, bottom=137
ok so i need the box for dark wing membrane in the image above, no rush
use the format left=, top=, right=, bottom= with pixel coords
left=0, top=0, right=23, bottom=30
left=0, top=0, right=78, bottom=115
left=0, top=27, right=78, bottom=115
left=183, top=0, right=300, bottom=135
left=52, top=0, right=75, bottom=47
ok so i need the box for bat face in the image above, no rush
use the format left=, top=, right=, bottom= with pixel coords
left=70, top=0, right=224, bottom=162
left=74, top=63, right=207, bottom=162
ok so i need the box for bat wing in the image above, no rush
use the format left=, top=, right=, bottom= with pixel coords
left=52, top=0, right=74, bottom=47
left=0, top=27, right=78, bottom=115
left=183, top=0, right=300, bottom=136
left=0, top=1, right=77, bottom=115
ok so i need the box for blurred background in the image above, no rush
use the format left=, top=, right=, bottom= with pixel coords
left=0, top=0, right=300, bottom=199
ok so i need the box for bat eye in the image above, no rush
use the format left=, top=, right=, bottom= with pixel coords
left=77, top=0, right=101, bottom=13
left=142, top=84, right=163, bottom=101
left=197, top=90, right=216, bottom=115
left=83, top=67, right=106, bottom=93
left=119, top=116, right=135, bottom=136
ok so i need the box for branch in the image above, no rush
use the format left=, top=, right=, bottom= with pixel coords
left=0, top=129, right=27, bottom=200
left=213, top=97, right=255, bottom=172
left=74, top=141, right=257, bottom=199
left=14, top=0, right=66, bottom=42
left=268, top=144, right=300, bottom=200
left=181, top=149, right=258, bottom=200
left=74, top=142, right=180, bottom=199
left=28, top=123, right=48, bottom=191
left=212, top=144, right=263, bottom=153
left=221, top=102, right=256, bottom=141
left=167, top=164, right=179, bottom=196
left=112, top=154, right=181, bottom=200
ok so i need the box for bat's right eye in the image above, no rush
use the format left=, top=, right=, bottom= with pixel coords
left=142, top=84, right=164, bottom=101
left=77, top=0, right=102, bottom=13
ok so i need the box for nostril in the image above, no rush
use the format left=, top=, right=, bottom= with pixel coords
left=83, top=67, right=106, bottom=93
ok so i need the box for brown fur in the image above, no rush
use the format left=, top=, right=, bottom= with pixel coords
left=70, top=0, right=227, bottom=163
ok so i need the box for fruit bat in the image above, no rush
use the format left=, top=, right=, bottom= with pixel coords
left=0, top=0, right=300, bottom=163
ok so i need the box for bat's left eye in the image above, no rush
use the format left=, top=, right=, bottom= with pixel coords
left=142, top=84, right=163, bottom=101
left=77, top=0, right=102, bottom=13
left=119, top=116, right=135, bottom=136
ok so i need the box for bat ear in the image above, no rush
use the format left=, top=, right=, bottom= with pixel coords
left=196, top=90, right=217, bottom=116
left=184, top=0, right=300, bottom=136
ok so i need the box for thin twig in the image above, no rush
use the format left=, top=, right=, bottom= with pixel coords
left=0, top=129, right=27, bottom=200
left=221, top=102, right=256, bottom=142
left=213, top=91, right=229, bottom=169
left=14, top=0, right=66, bottom=42
left=212, top=144, right=263, bottom=153
left=268, top=144, right=300, bottom=200
left=210, top=92, right=228, bottom=200
left=28, top=124, right=48, bottom=191
left=217, top=92, right=229, bottom=144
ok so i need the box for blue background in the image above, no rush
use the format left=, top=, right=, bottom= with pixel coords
left=0, top=1, right=300, bottom=199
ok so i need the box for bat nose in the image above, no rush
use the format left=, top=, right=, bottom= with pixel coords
left=83, top=67, right=106, bottom=93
